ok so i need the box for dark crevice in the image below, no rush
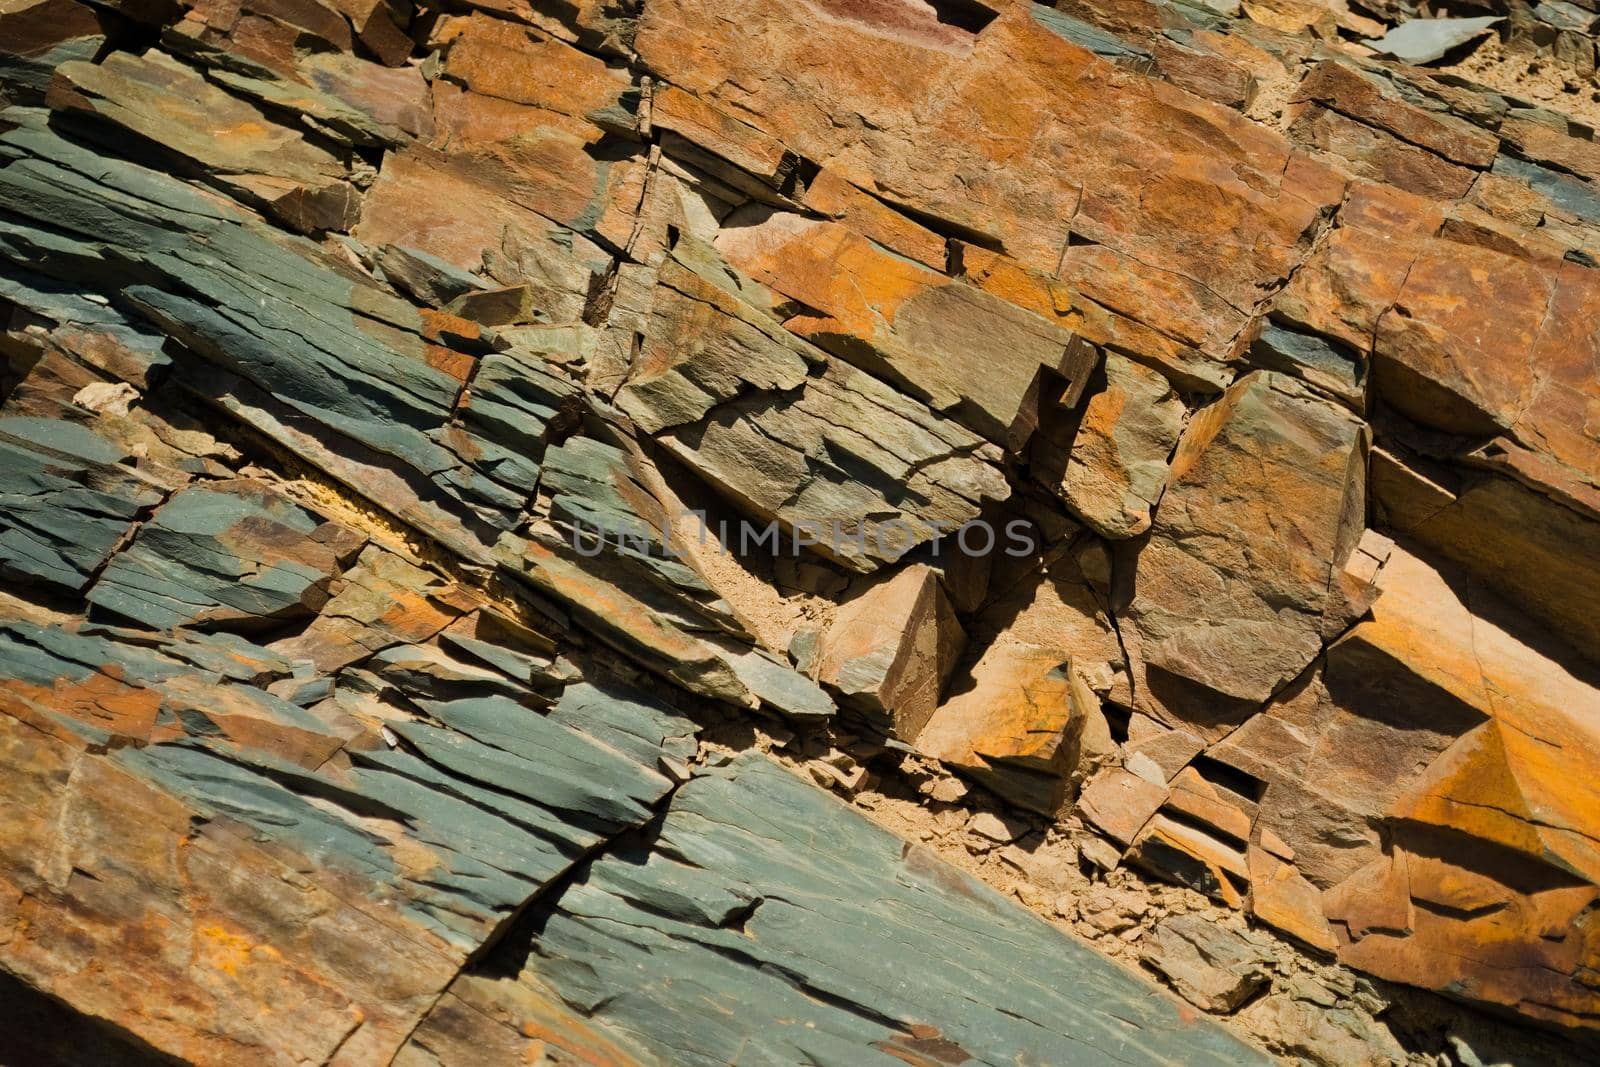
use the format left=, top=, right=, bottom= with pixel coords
left=923, top=0, right=1000, bottom=34
left=782, top=155, right=823, bottom=198
left=884, top=203, right=1006, bottom=254
left=1101, top=703, right=1133, bottom=746
left=471, top=813, right=670, bottom=980
left=0, top=970, right=184, bottom=1067
left=1188, top=754, right=1267, bottom=805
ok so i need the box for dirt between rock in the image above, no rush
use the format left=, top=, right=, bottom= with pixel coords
left=1440, top=35, right=1600, bottom=127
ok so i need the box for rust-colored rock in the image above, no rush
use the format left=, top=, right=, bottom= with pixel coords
left=638, top=0, right=1344, bottom=353
left=715, top=211, right=1098, bottom=448
left=1248, top=845, right=1338, bottom=954
left=1124, top=371, right=1370, bottom=729
left=7, top=0, right=1600, bottom=1056
left=49, top=51, right=357, bottom=231
left=807, top=563, right=965, bottom=740
left=1034, top=352, right=1187, bottom=539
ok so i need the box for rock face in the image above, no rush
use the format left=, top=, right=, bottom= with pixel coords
left=1, top=0, right=1600, bottom=1061
left=505, top=755, right=1258, bottom=1067
left=715, top=211, right=1100, bottom=448
left=88, top=480, right=364, bottom=629
left=1034, top=352, right=1187, bottom=539
left=1124, top=370, right=1371, bottom=729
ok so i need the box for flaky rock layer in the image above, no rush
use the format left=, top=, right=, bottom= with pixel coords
left=2, top=0, right=1599, bottom=1063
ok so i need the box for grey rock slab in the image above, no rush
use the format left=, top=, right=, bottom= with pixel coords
left=1032, top=4, right=1154, bottom=66
left=0, top=417, right=167, bottom=594
left=1249, top=322, right=1364, bottom=409
left=548, top=678, right=699, bottom=767
left=516, top=753, right=1269, bottom=1066
left=0, top=115, right=543, bottom=546
left=1534, top=0, right=1598, bottom=32
left=0, top=618, right=681, bottom=953
left=1494, top=152, right=1600, bottom=226
left=88, top=480, right=351, bottom=631
left=721, top=646, right=837, bottom=721
left=1363, top=17, right=1503, bottom=65
left=50, top=51, right=357, bottom=231
left=378, top=244, right=490, bottom=307
left=538, top=433, right=746, bottom=637
left=389, top=716, right=661, bottom=832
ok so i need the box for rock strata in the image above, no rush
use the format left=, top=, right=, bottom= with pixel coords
left=1, top=0, right=1599, bottom=1062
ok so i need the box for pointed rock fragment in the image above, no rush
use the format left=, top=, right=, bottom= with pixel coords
left=809, top=563, right=965, bottom=740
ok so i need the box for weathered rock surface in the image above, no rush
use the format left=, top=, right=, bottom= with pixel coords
left=0, top=417, right=169, bottom=593
left=804, top=563, right=965, bottom=739
left=1124, top=371, right=1371, bottom=729
left=1320, top=548, right=1600, bottom=1029
left=3, top=0, right=1600, bottom=1060
left=1143, top=914, right=1274, bottom=1013
left=50, top=51, right=359, bottom=232
left=501, top=754, right=1267, bottom=1067
left=1033, top=352, right=1188, bottom=539
left=715, top=211, right=1099, bottom=448
left=637, top=0, right=1343, bottom=318
left=0, top=0, right=105, bottom=103
left=615, top=240, right=1012, bottom=571
left=918, top=543, right=1123, bottom=813
left=89, top=480, right=364, bottom=630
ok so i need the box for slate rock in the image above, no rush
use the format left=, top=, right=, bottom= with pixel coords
left=1293, top=60, right=1499, bottom=169
left=1320, top=549, right=1600, bottom=1028
left=617, top=242, right=1011, bottom=572
left=49, top=51, right=357, bottom=232
left=1248, top=321, right=1363, bottom=408
left=0, top=0, right=105, bottom=102
left=198, top=55, right=431, bottom=149
left=715, top=211, right=1099, bottom=449
left=1249, top=845, right=1338, bottom=953
left=1373, top=444, right=1600, bottom=669
left=439, top=12, right=638, bottom=133
left=89, top=480, right=362, bottom=631
left=637, top=0, right=1344, bottom=322
left=0, top=416, right=167, bottom=594
left=1142, top=914, right=1273, bottom=1012
left=919, top=642, right=1103, bottom=816
left=5, top=0, right=1600, bottom=1049
left=1363, top=17, right=1504, bottom=65
left=354, top=147, right=611, bottom=326
left=0, top=114, right=535, bottom=557
left=378, top=244, right=489, bottom=307
left=512, top=754, right=1269, bottom=1066
left=809, top=563, right=965, bottom=739
left=1035, top=351, right=1186, bottom=539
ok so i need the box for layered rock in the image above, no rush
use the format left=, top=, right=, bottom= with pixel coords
left=1, top=0, right=1600, bottom=1059
left=1123, top=371, right=1371, bottom=730
left=410, top=754, right=1266, bottom=1066
left=636, top=0, right=1342, bottom=321
left=1032, top=352, right=1188, bottom=539
left=613, top=240, right=1012, bottom=571
left=88, top=480, right=364, bottom=630
left=1321, top=548, right=1600, bottom=1029
left=916, top=540, right=1123, bottom=813
left=715, top=211, right=1099, bottom=448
